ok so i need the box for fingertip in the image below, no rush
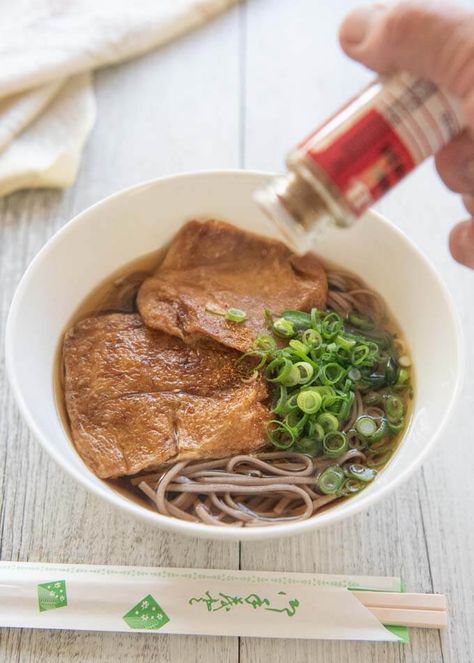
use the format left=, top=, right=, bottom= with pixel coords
left=338, top=4, right=387, bottom=53
left=434, top=132, right=474, bottom=193
left=449, top=219, right=474, bottom=269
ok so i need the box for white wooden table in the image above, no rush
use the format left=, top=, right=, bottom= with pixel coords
left=1, top=1, right=473, bottom=661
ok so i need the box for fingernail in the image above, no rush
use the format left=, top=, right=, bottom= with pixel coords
left=449, top=220, right=474, bottom=269
left=340, top=4, right=386, bottom=46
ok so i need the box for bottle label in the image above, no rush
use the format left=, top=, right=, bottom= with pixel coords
left=301, top=74, right=463, bottom=216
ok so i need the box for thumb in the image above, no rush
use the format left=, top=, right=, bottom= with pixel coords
left=339, top=1, right=474, bottom=108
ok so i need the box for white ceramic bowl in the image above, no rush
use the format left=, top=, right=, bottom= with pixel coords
left=6, top=170, right=463, bottom=541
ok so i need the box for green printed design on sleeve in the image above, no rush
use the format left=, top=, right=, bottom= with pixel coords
left=37, top=580, right=67, bottom=612
left=123, top=594, right=170, bottom=630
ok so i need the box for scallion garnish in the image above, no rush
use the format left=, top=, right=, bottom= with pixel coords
left=296, top=390, right=322, bottom=414
left=205, top=305, right=247, bottom=323
left=272, top=317, right=295, bottom=338
left=323, top=431, right=348, bottom=458
left=343, top=463, right=377, bottom=482
left=317, top=412, right=339, bottom=433
left=254, top=334, right=277, bottom=352
left=265, top=357, right=293, bottom=383
left=295, top=437, right=323, bottom=456
left=242, top=305, right=411, bottom=488
left=319, top=362, right=345, bottom=386
left=225, top=308, right=247, bottom=323
left=348, top=312, right=375, bottom=331
left=355, top=415, right=388, bottom=443
left=384, top=395, right=404, bottom=422
left=293, top=361, right=314, bottom=384
left=266, top=420, right=296, bottom=449
left=302, top=328, right=322, bottom=348
left=281, top=310, right=312, bottom=330
left=355, top=415, right=377, bottom=438
left=341, top=478, right=365, bottom=495
left=318, top=465, right=345, bottom=494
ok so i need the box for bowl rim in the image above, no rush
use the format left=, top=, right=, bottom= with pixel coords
left=5, top=168, right=465, bottom=541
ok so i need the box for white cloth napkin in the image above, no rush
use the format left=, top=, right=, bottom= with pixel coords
left=0, top=0, right=237, bottom=197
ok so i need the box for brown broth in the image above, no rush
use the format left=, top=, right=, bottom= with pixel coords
left=55, top=245, right=414, bottom=520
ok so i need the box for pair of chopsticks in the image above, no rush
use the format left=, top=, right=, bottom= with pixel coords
left=352, top=591, right=447, bottom=629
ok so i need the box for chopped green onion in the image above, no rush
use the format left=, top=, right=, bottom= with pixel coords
left=306, top=419, right=325, bottom=441
left=293, top=361, right=314, bottom=384
left=302, top=328, right=322, bottom=348
left=363, top=391, right=383, bottom=406
left=399, top=355, right=412, bottom=368
left=265, top=357, right=293, bottom=383
left=396, top=368, right=410, bottom=386
left=321, top=390, right=337, bottom=409
left=384, top=356, right=399, bottom=385
left=264, top=308, right=274, bottom=329
left=225, top=308, right=247, bottom=323
left=337, top=392, right=354, bottom=421
left=271, top=385, right=288, bottom=415
left=237, top=350, right=267, bottom=370
left=285, top=393, right=299, bottom=411
left=355, top=416, right=377, bottom=438
left=348, top=367, right=361, bottom=381
left=370, top=418, right=388, bottom=442
left=289, top=339, right=310, bottom=355
left=254, top=334, right=277, bottom=352
left=318, top=465, right=345, bottom=494
left=385, top=395, right=404, bottom=422
left=348, top=312, right=375, bottom=331
left=311, top=385, right=335, bottom=398
left=281, top=310, right=312, bottom=330
left=319, top=362, right=345, bottom=385
left=310, top=308, right=321, bottom=328
left=367, top=450, right=393, bottom=467
left=351, top=344, right=370, bottom=366
left=343, top=463, right=377, bottom=482
left=335, top=335, right=356, bottom=352
left=267, top=420, right=296, bottom=449
left=323, top=431, right=348, bottom=458
left=284, top=410, right=309, bottom=431
left=342, top=378, right=353, bottom=393
left=340, top=478, right=365, bottom=495
left=387, top=419, right=405, bottom=436
left=321, top=312, right=343, bottom=339
left=258, top=304, right=410, bottom=478
left=296, top=390, right=322, bottom=414
left=295, top=436, right=323, bottom=456
left=281, top=364, right=302, bottom=387
left=205, top=304, right=226, bottom=316
left=317, top=412, right=339, bottom=433
left=272, top=318, right=295, bottom=338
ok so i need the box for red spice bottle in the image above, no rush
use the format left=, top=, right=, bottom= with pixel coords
left=256, top=72, right=465, bottom=252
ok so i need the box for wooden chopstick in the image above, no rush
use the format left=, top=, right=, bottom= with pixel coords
left=353, top=591, right=447, bottom=611
left=367, top=607, right=448, bottom=629
left=351, top=591, right=448, bottom=629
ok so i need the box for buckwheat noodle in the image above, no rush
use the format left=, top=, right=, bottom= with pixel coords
left=135, top=270, right=389, bottom=527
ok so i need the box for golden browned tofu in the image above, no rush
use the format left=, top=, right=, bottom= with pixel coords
left=63, top=313, right=269, bottom=478
left=137, top=219, right=327, bottom=352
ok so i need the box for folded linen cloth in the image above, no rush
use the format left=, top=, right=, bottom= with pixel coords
left=0, top=0, right=238, bottom=197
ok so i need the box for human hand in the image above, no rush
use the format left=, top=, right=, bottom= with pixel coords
left=339, top=1, right=474, bottom=268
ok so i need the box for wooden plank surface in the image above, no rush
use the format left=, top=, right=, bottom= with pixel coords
left=1, top=1, right=473, bottom=662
